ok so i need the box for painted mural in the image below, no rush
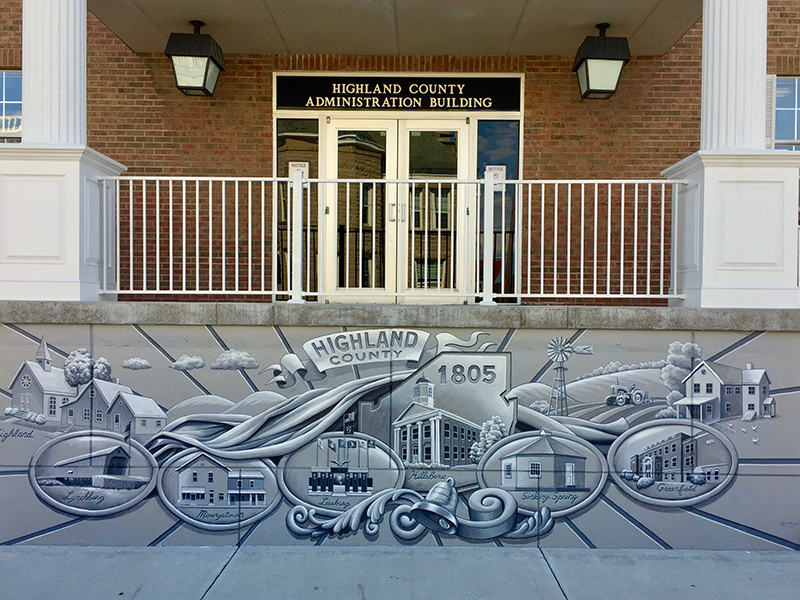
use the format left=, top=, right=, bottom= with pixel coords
left=0, top=324, right=798, bottom=550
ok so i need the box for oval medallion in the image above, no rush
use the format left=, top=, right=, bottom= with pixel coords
left=607, top=419, right=738, bottom=507
left=477, top=430, right=608, bottom=518
left=157, top=449, right=281, bottom=531
left=28, top=431, right=157, bottom=517
left=278, top=433, right=404, bottom=517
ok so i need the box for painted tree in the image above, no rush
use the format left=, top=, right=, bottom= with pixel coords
left=469, top=415, right=507, bottom=463
left=660, top=341, right=702, bottom=404
left=93, top=357, right=112, bottom=382
left=63, top=348, right=94, bottom=388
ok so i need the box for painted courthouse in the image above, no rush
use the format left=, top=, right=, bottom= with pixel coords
left=2, top=0, right=800, bottom=552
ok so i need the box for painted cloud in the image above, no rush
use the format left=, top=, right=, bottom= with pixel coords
left=211, top=349, right=259, bottom=370
left=122, top=357, right=152, bottom=370
left=170, top=355, right=206, bottom=371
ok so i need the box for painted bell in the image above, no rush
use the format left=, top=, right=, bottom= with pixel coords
left=410, top=477, right=459, bottom=534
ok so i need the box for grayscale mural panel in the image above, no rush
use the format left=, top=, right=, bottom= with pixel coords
left=0, top=324, right=798, bottom=550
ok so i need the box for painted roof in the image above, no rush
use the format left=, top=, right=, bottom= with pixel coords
left=742, top=369, right=770, bottom=385
left=13, top=361, right=76, bottom=396
left=393, top=401, right=480, bottom=430
left=53, top=444, right=129, bottom=467
left=35, top=337, right=52, bottom=362
left=62, top=379, right=135, bottom=409
left=114, top=392, right=167, bottom=419
left=674, top=396, right=717, bottom=406
left=92, top=379, right=133, bottom=405
left=176, top=452, right=229, bottom=474
left=681, top=360, right=743, bottom=385
left=504, top=434, right=584, bottom=460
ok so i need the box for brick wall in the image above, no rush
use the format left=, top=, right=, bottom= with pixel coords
left=0, top=0, right=21, bottom=69
left=82, top=13, right=703, bottom=181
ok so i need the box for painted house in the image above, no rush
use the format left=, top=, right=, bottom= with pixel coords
left=500, top=434, right=587, bottom=492
left=9, top=338, right=76, bottom=422
left=60, top=378, right=166, bottom=436
left=177, top=454, right=231, bottom=507
left=176, top=453, right=267, bottom=508
left=677, top=360, right=774, bottom=424
left=61, top=379, right=133, bottom=429
left=392, top=376, right=481, bottom=466
left=107, top=392, right=168, bottom=437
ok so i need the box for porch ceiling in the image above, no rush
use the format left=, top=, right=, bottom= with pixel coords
left=87, top=0, right=702, bottom=58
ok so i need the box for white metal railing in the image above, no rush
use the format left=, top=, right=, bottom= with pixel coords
left=98, top=176, right=685, bottom=303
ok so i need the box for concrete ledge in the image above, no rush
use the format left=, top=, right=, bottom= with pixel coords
left=2, top=301, right=800, bottom=330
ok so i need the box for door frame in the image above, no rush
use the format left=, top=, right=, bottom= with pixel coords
left=322, top=115, right=476, bottom=302
left=322, top=118, right=399, bottom=302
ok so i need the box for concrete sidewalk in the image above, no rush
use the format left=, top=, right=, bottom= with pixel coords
left=2, top=546, right=798, bottom=600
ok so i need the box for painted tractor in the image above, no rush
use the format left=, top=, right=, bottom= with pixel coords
left=605, top=383, right=649, bottom=406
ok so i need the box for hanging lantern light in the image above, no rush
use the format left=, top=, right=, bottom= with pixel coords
left=164, top=21, right=226, bottom=96
left=572, top=23, right=631, bottom=100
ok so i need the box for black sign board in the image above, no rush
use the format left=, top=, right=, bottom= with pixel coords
left=276, top=75, right=520, bottom=112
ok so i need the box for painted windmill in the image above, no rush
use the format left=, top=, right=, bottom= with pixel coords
left=547, top=337, right=593, bottom=416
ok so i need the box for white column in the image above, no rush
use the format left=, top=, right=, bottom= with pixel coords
left=431, top=416, right=440, bottom=465
left=701, top=0, right=767, bottom=150
left=0, top=0, right=125, bottom=301
left=664, top=0, right=800, bottom=308
left=22, top=0, right=86, bottom=146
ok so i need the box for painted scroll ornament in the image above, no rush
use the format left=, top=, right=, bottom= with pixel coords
left=286, top=477, right=555, bottom=541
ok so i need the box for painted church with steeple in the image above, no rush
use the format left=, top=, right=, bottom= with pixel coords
left=8, top=338, right=76, bottom=422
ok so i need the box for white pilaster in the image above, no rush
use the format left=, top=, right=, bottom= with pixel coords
left=22, top=0, right=86, bottom=146
left=0, top=0, right=126, bottom=301
left=701, top=0, right=767, bottom=150
left=664, top=0, right=800, bottom=308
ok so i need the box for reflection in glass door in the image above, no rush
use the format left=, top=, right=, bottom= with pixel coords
left=406, top=130, right=459, bottom=292
left=336, top=130, right=388, bottom=289
left=323, top=120, right=398, bottom=299
left=399, top=121, right=471, bottom=301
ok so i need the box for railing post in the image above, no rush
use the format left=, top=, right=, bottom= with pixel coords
left=288, top=169, right=306, bottom=303
left=480, top=178, right=496, bottom=306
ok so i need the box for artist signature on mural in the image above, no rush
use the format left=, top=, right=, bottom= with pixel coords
left=63, top=490, right=104, bottom=506
left=0, top=428, right=34, bottom=442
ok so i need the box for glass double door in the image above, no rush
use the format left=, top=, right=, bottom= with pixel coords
left=322, top=119, right=472, bottom=301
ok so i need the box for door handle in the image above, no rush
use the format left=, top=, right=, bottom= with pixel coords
left=399, top=203, right=406, bottom=222
left=389, top=202, right=396, bottom=222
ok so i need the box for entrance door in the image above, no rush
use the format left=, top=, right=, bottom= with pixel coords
left=322, top=119, right=472, bottom=302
